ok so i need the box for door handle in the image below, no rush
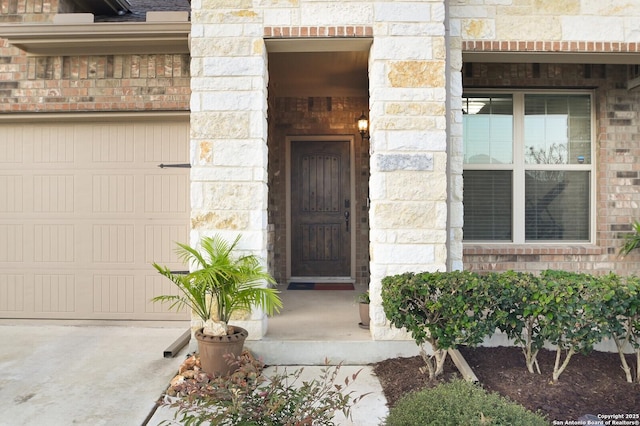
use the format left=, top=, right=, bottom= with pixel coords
left=344, top=210, right=350, bottom=232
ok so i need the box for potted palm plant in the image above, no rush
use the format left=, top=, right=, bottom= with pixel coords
left=152, top=234, right=282, bottom=377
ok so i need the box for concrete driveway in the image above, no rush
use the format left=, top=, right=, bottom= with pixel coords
left=0, top=324, right=187, bottom=426
left=0, top=324, right=389, bottom=426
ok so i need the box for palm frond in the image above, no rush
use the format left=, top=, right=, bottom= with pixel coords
left=150, top=234, right=281, bottom=328
left=620, top=220, right=640, bottom=257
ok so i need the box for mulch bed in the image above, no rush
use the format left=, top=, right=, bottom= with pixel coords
left=373, top=346, right=640, bottom=423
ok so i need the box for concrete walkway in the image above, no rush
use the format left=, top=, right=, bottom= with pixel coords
left=0, top=324, right=389, bottom=426
left=0, top=324, right=187, bottom=426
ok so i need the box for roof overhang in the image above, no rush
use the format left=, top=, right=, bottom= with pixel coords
left=463, top=51, right=640, bottom=65
left=68, top=0, right=132, bottom=16
left=0, top=22, right=190, bottom=55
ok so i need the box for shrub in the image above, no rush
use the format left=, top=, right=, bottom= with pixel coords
left=537, top=270, right=605, bottom=382
left=382, top=271, right=494, bottom=379
left=597, top=273, right=640, bottom=383
left=384, top=379, right=547, bottom=426
left=162, top=358, right=368, bottom=426
left=486, top=271, right=547, bottom=374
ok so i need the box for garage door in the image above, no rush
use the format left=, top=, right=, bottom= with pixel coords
left=0, top=118, right=190, bottom=321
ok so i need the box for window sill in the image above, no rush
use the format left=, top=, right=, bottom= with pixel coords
left=463, top=244, right=605, bottom=256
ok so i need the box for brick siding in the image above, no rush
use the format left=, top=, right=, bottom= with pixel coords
left=0, top=2, right=190, bottom=112
left=463, top=63, right=640, bottom=275
left=264, top=26, right=373, bottom=38
left=268, top=96, right=370, bottom=285
left=463, top=41, right=640, bottom=53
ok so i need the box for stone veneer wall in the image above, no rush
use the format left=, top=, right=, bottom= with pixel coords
left=0, top=1, right=191, bottom=112
left=189, top=1, right=271, bottom=338
left=267, top=96, right=370, bottom=286
left=191, top=0, right=452, bottom=340
left=450, top=0, right=640, bottom=42
left=462, top=63, right=640, bottom=275
left=367, top=0, right=451, bottom=340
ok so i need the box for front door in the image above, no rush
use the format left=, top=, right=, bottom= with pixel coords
left=290, top=140, right=351, bottom=277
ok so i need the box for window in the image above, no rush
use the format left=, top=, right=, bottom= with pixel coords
left=462, top=92, right=593, bottom=243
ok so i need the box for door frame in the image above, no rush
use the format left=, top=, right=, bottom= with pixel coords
left=285, top=135, right=356, bottom=283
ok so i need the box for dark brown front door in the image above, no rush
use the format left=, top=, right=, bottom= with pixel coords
left=291, top=140, right=350, bottom=277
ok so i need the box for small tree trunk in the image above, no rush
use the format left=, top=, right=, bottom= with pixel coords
left=419, top=346, right=448, bottom=380
left=523, top=323, right=541, bottom=374
left=523, top=347, right=541, bottom=375
left=552, top=347, right=575, bottom=382
left=613, top=336, right=633, bottom=383
left=433, top=349, right=448, bottom=377
left=636, top=349, right=640, bottom=383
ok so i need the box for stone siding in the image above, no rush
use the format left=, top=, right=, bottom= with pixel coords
left=368, top=0, right=450, bottom=340
left=462, top=63, right=640, bottom=276
left=190, top=1, right=270, bottom=338
left=450, top=0, right=640, bottom=43
left=189, top=0, right=453, bottom=340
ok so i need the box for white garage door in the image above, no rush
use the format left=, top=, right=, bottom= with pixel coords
left=0, top=117, right=190, bottom=321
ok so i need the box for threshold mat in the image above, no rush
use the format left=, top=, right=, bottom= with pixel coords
left=287, top=282, right=355, bottom=290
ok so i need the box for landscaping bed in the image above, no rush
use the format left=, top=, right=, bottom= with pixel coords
left=374, top=346, right=640, bottom=423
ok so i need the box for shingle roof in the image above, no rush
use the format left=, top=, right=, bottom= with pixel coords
left=94, top=0, right=190, bottom=22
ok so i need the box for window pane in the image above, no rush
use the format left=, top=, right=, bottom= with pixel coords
left=525, top=171, right=590, bottom=241
left=524, top=94, right=591, bottom=165
left=463, top=171, right=512, bottom=241
left=463, top=95, right=513, bottom=164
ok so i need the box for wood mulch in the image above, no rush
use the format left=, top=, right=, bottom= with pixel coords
left=373, top=346, right=640, bottom=423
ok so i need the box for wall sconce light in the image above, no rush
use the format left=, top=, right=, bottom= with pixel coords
left=357, top=111, right=369, bottom=140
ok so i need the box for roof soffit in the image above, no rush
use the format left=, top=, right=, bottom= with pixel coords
left=0, top=21, right=190, bottom=56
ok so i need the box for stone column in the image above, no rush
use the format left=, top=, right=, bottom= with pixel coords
left=369, top=0, right=449, bottom=340
left=190, top=1, right=270, bottom=338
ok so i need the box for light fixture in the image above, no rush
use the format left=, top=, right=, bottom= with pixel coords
left=357, top=111, right=369, bottom=140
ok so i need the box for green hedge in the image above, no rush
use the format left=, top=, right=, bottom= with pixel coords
left=381, top=269, right=640, bottom=382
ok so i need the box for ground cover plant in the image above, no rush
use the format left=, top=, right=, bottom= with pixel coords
left=160, top=353, right=368, bottom=426
left=384, top=379, right=548, bottom=426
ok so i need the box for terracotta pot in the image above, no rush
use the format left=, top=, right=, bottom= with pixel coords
left=195, top=326, right=248, bottom=377
left=359, top=302, right=370, bottom=329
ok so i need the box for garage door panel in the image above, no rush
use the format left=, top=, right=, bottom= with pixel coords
left=145, top=174, right=189, bottom=213
left=93, top=274, right=135, bottom=314
left=34, top=274, right=75, bottom=313
left=34, top=224, right=75, bottom=263
left=143, top=274, right=188, bottom=317
left=92, top=175, right=135, bottom=213
left=144, top=224, right=190, bottom=264
left=0, top=274, right=25, bottom=312
left=0, top=224, right=24, bottom=262
left=0, top=175, right=23, bottom=213
left=0, top=126, right=23, bottom=163
left=33, top=126, right=75, bottom=164
left=34, top=175, right=75, bottom=213
left=90, top=125, right=135, bottom=164
left=0, top=120, right=190, bottom=320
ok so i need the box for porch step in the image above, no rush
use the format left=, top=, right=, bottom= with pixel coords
left=244, top=339, right=421, bottom=365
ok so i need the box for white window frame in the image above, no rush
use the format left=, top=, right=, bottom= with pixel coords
left=462, top=90, right=596, bottom=244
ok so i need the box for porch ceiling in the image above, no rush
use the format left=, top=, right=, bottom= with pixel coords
left=269, top=51, right=369, bottom=97
left=266, top=38, right=371, bottom=98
